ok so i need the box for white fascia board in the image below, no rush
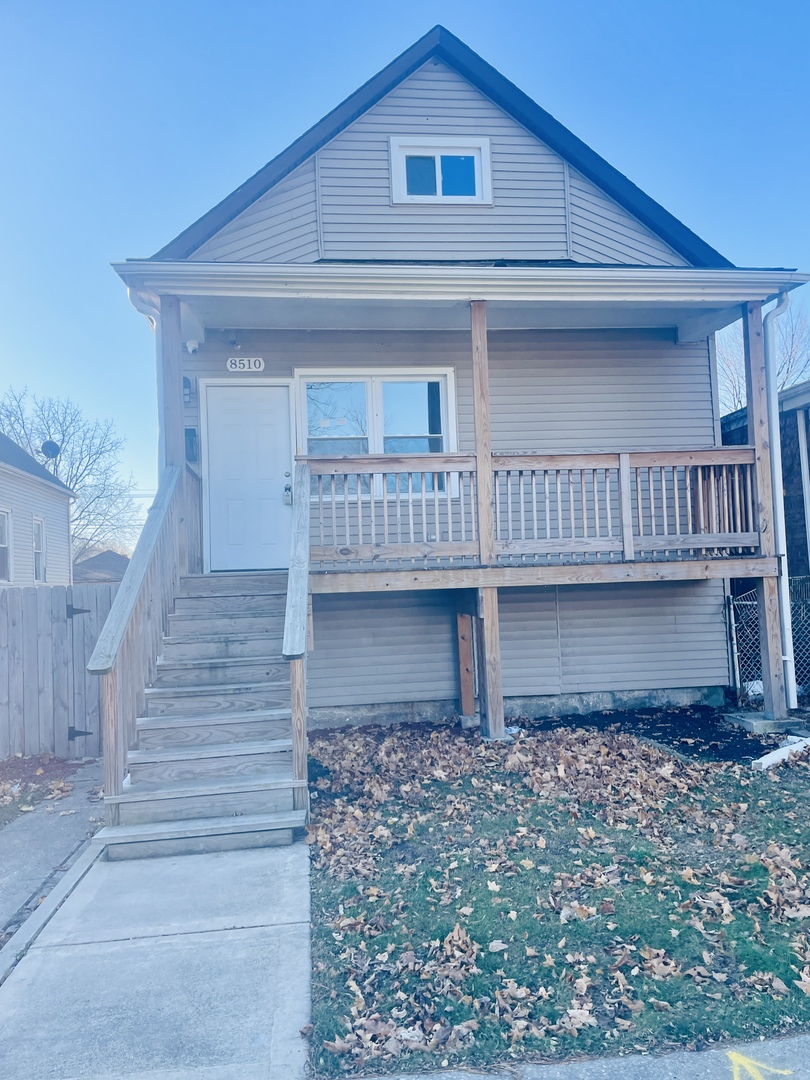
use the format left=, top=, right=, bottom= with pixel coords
left=114, top=262, right=809, bottom=306
left=0, top=461, right=75, bottom=499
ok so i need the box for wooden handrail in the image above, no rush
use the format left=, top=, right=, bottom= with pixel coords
left=302, top=453, right=476, bottom=474
left=88, top=466, right=182, bottom=675
left=282, top=461, right=311, bottom=660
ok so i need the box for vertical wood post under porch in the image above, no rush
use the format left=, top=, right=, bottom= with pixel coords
left=743, top=300, right=788, bottom=719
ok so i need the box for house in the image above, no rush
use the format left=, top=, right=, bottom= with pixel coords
left=90, top=26, right=808, bottom=857
left=0, top=431, right=74, bottom=587
left=723, top=378, right=810, bottom=580
left=74, top=548, right=131, bottom=583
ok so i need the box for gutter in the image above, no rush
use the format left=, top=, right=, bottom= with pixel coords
left=763, top=293, right=797, bottom=709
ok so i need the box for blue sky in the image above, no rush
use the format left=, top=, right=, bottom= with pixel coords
left=1, top=0, right=808, bottom=499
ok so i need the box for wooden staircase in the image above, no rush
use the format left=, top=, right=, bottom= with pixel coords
left=94, top=572, right=308, bottom=859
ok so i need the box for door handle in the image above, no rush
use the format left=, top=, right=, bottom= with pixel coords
left=283, top=483, right=293, bottom=505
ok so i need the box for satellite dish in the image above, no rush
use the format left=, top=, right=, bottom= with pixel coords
left=41, top=440, right=60, bottom=459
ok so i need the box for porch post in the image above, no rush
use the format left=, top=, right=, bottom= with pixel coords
left=477, top=587, right=505, bottom=739
left=471, top=300, right=496, bottom=565
left=159, top=295, right=185, bottom=468
left=743, top=300, right=787, bottom=719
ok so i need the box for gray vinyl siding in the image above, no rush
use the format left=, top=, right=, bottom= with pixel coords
left=487, top=329, right=715, bottom=451
left=183, top=328, right=714, bottom=455
left=556, top=581, right=729, bottom=692
left=307, top=592, right=458, bottom=707
left=190, top=159, right=320, bottom=263
left=0, top=467, right=72, bottom=587
left=567, top=169, right=688, bottom=266
left=189, top=61, right=688, bottom=266
left=304, top=581, right=728, bottom=710
left=498, top=581, right=728, bottom=698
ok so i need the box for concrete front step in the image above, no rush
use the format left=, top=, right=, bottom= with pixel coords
left=95, top=809, right=307, bottom=859
left=107, top=775, right=305, bottom=824
left=152, top=655, right=288, bottom=687
left=176, top=572, right=288, bottom=598
left=167, top=612, right=285, bottom=637
left=136, top=708, right=292, bottom=750
left=144, top=680, right=290, bottom=717
left=173, top=593, right=287, bottom=615
left=128, top=738, right=293, bottom=785
left=161, top=632, right=285, bottom=661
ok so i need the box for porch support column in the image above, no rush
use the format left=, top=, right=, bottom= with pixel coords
left=455, top=592, right=476, bottom=721
left=743, top=300, right=787, bottom=719
left=471, top=300, right=496, bottom=565
left=476, top=586, right=505, bottom=740
left=159, top=295, right=186, bottom=470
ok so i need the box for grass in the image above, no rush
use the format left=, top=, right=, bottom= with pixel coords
left=307, top=716, right=810, bottom=1075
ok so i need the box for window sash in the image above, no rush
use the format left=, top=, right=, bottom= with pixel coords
left=33, top=519, right=45, bottom=582
left=0, top=511, right=9, bottom=581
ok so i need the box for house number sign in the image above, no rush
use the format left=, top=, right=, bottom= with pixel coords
left=226, top=357, right=265, bottom=371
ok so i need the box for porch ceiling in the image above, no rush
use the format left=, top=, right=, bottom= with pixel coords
left=113, top=262, right=809, bottom=342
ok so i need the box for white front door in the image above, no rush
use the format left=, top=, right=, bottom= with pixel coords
left=205, top=384, right=294, bottom=571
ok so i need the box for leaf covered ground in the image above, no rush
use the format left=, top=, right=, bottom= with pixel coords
left=307, top=712, right=810, bottom=1075
left=0, top=754, right=78, bottom=831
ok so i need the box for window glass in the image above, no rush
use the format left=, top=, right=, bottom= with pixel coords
left=440, top=155, right=476, bottom=197
left=33, top=519, right=45, bottom=582
left=306, top=382, right=368, bottom=456
left=382, top=381, right=443, bottom=454
left=0, top=511, right=8, bottom=581
left=405, top=156, right=437, bottom=196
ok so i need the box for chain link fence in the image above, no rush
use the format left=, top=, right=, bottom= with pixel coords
left=730, top=577, right=810, bottom=702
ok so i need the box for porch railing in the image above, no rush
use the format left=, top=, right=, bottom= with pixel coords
left=301, top=447, right=760, bottom=570
left=88, top=465, right=192, bottom=824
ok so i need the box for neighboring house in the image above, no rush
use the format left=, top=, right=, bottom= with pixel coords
left=0, top=431, right=74, bottom=587
left=723, top=380, right=810, bottom=580
left=92, top=26, right=808, bottom=857
left=73, top=549, right=131, bottom=583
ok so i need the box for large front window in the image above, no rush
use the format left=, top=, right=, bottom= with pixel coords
left=302, top=374, right=453, bottom=458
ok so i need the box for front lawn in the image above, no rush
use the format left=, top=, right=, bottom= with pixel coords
left=307, top=714, right=810, bottom=1075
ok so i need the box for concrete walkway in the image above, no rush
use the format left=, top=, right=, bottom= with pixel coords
left=0, top=759, right=103, bottom=934
left=0, top=845, right=311, bottom=1080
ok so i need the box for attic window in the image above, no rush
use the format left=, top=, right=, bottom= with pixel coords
left=390, top=137, right=492, bottom=204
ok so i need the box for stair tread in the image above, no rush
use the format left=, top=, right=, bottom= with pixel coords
left=129, top=737, right=292, bottom=764
left=94, top=809, right=306, bottom=844
left=145, top=680, right=290, bottom=697
left=156, top=655, right=284, bottom=669
left=136, top=708, right=292, bottom=730
left=108, top=774, right=305, bottom=802
left=162, top=632, right=284, bottom=645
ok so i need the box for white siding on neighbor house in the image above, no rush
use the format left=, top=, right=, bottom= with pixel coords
left=0, top=466, right=72, bottom=587
left=308, top=592, right=458, bottom=707
left=181, top=328, right=714, bottom=456
left=190, top=158, right=320, bottom=263
left=189, top=61, right=688, bottom=266
left=304, top=581, right=728, bottom=710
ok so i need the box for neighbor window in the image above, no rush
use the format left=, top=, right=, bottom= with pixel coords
left=0, top=511, right=9, bottom=581
left=33, top=518, right=45, bottom=582
left=390, top=137, right=492, bottom=204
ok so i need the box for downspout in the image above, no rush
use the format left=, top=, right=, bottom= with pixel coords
left=763, top=292, right=797, bottom=708
left=127, top=288, right=166, bottom=472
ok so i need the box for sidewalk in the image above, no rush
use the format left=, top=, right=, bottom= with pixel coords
left=0, top=759, right=103, bottom=935
left=0, top=845, right=311, bottom=1080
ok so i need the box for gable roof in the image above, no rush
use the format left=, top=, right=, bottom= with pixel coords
left=0, top=432, right=74, bottom=496
left=152, top=26, right=733, bottom=269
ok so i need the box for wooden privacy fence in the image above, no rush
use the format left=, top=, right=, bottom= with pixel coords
left=0, top=583, right=118, bottom=760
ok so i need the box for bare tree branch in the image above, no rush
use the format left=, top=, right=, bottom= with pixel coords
left=717, top=305, right=810, bottom=416
left=0, top=388, right=140, bottom=562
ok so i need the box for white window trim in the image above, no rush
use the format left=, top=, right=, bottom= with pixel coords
left=294, top=368, right=458, bottom=458
left=389, top=137, right=492, bottom=205
left=32, top=516, right=46, bottom=583
left=0, top=507, right=11, bottom=583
